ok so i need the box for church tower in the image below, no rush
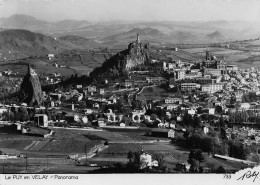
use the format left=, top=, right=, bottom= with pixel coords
left=206, top=49, right=210, bottom=60
left=136, top=34, right=140, bottom=44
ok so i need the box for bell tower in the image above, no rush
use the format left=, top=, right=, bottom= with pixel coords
left=136, top=34, right=140, bottom=44
left=206, top=49, right=210, bottom=60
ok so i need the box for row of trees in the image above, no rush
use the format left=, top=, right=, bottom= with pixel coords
left=229, top=109, right=260, bottom=124
left=1, top=107, right=30, bottom=122
left=188, top=149, right=205, bottom=172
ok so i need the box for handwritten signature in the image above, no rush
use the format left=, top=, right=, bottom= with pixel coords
left=237, top=170, right=259, bottom=182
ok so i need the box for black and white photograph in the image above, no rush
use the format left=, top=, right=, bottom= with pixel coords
left=0, top=0, right=260, bottom=184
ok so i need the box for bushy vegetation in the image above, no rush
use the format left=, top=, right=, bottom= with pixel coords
left=177, top=129, right=252, bottom=160
left=242, top=92, right=260, bottom=103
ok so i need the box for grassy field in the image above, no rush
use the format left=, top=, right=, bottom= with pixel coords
left=40, top=139, right=100, bottom=154
left=0, top=49, right=108, bottom=77
left=225, top=53, right=251, bottom=62
left=165, top=50, right=203, bottom=62
left=183, top=47, right=241, bottom=54
left=0, top=156, right=99, bottom=174
left=136, top=86, right=166, bottom=101
left=0, top=140, right=33, bottom=151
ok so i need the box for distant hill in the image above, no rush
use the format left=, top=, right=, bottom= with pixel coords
left=126, top=28, right=164, bottom=36
left=99, top=27, right=166, bottom=47
left=0, top=29, right=62, bottom=55
left=58, top=35, right=101, bottom=49
left=1, top=14, right=260, bottom=47
left=0, top=14, right=91, bottom=31
left=0, top=14, right=49, bottom=30
left=207, top=31, right=226, bottom=39
left=0, top=29, right=102, bottom=60
left=54, top=20, right=90, bottom=29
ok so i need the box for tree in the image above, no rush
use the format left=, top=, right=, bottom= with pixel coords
left=215, top=165, right=226, bottom=173
left=134, top=115, right=139, bottom=121
left=153, top=153, right=165, bottom=170
left=206, top=161, right=218, bottom=172
left=127, top=151, right=133, bottom=162
left=188, top=150, right=196, bottom=165
left=189, top=95, right=196, bottom=103
left=195, top=150, right=205, bottom=167
left=2, top=111, right=14, bottom=122
left=133, top=152, right=141, bottom=169
left=219, top=116, right=225, bottom=128
left=193, top=114, right=201, bottom=128
left=220, top=127, right=227, bottom=140
left=18, top=107, right=29, bottom=122
left=140, top=115, right=145, bottom=121
left=250, top=154, right=260, bottom=164
left=219, top=142, right=229, bottom=155
left=150, top=114, right=159, bottom=121
left=231, top=133, right=236, bottom=140
left=228, top=140, right=250, bottom=160
left=189, top=158, right=198, bottom=173
left=183, top=130, right=190, bottom=141
left=56, top=114, right=62, bottom=122
left=183, top=112, right=193, bottom=126
left=215, top=106, right=222, bottom=114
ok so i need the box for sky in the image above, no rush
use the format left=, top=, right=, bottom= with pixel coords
left=0, top=0, right=260, bottom=22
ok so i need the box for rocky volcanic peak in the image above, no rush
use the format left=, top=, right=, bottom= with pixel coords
left=19, top=64, right=43, bottom=106
left=90, top=34, right=150, bottom=79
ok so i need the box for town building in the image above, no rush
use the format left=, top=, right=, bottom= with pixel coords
left=201, top=83, right=224, bottom=93
left=181, top=83, right=200, bottom=91
left=226, top=65, right=238, bottom=72
left=165, top=98, right=182, bottom=104
left=204, top=68, right=222, bottom=76
left=176, top=70, right=186, bottom=80
left=197, top=78, right=217, bottom=85
left=146, top=77, right=166, bottom=85
left=34, top=114, right=48, bottom=127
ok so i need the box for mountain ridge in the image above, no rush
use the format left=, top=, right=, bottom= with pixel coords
left=0, top=29, right=101, bottom=60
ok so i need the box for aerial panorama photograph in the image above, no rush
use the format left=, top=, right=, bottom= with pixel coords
left=0, top=0, right=260, bottom=174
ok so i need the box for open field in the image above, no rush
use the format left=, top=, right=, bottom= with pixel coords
left=81, top=130, right=135, bottom=142
left=0, top=156, right=100, bottom=174
left=183, top=47, right=241, bottom=54
left=165, top=50, right=204, bottom=62
left=136, top=86, right=167, bottom=101
left=0, top=49, right=108, bottom=77
left=0, top=128, right=250, bottom=173
left=225, top=53, right=251, bottom=62
left=182, top=47, right=260, bottom=69
left=40, top=139, right=100, bottom=154
left=183, top=47, right=245, bottom=61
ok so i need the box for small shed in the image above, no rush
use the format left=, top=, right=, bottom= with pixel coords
left=98, top=118, right=106, bottom=126
left=34, top=114, right=48, bottom=127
